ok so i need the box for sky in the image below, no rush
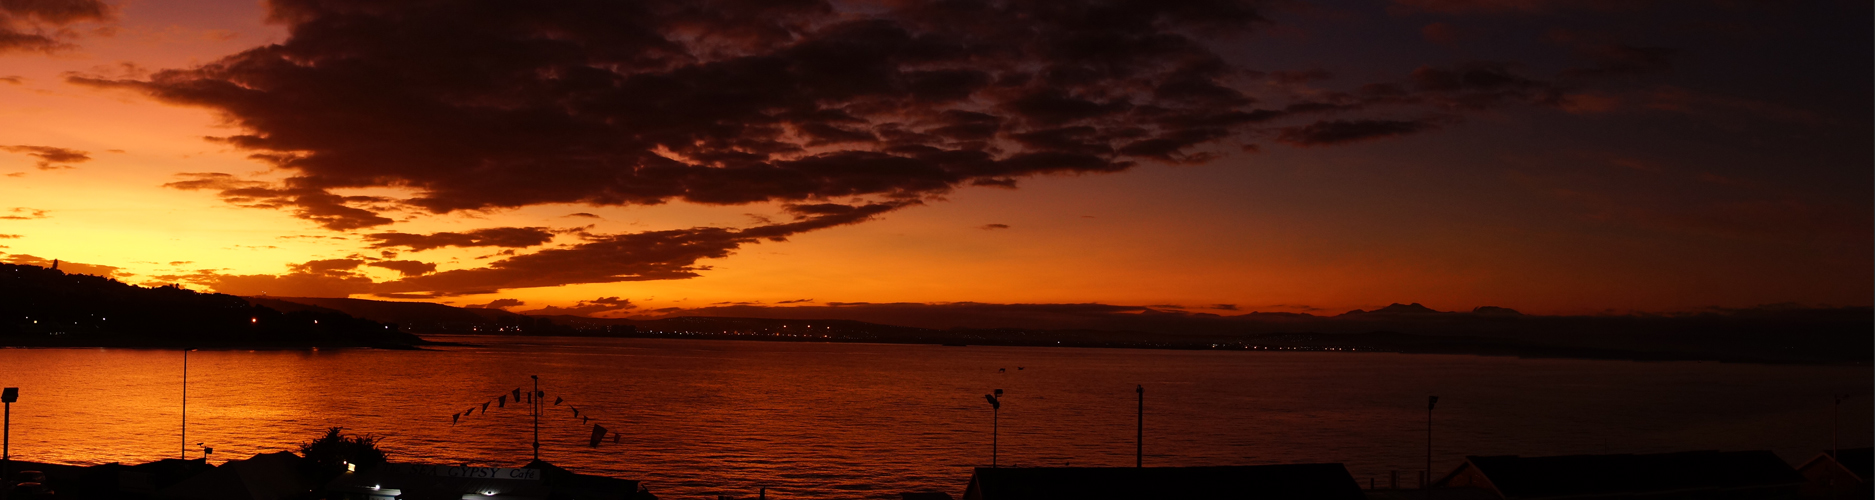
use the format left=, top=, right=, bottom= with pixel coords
left=0, top=0, right=1868, bottom=318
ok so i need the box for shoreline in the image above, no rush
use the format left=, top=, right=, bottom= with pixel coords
left=410, top=332, right=1875, bottom=367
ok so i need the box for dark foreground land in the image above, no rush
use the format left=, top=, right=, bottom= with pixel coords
left=0, top=263, right=425, bottom=349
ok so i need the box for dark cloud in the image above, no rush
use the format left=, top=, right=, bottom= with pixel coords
left=0, top=207, right=48, bottom=220
left=371, top=201, right=906, bottom=295
left=363, top=227, right=558, bottom=252
left=1208, top=303, right=1239, bottom=311
left=69, top=0, right=1611, bottom=232
left=59, top=0, right=1679, bottom=296
left=1388, top=0, right=1638, bottom=14
left=521, top=296, right=636, bottom=317
left=777, top=298, right=814, bottom=304
left=174, top=201, right=905, bottom=297
left=366, top=259, right=438, bottom=277
left=0, top=76, right=21, bottom=85
left=465, top=298, right=525, bottom=310
left=564, top=213, right=602, bottom=219
left=1562, top=44, right=1676, bottom=78
left=0, top=0, right=110, bottom=53
left=1, top=145, right=90, bottom=169
left=289, top=258, right=365, bottom=275
left=980, top=223, right=1009, bottom=230
left=0, top=234, right=18, bottom=239
left=162, top=173, right=394, bottom=230
left=1277, top=119, right=1440, bottom=146
left=1420, top=22, right=1464, bottom=45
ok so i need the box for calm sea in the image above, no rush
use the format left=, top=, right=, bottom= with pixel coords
left=0, top=336, right=1868, bottom=498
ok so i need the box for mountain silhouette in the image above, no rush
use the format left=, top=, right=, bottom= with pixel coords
left=0, top=263, right=424, bottom=349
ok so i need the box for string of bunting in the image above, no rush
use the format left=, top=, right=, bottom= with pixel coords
left=446, top=382, right=623, bottom=447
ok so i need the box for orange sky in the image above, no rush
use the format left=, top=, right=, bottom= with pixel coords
left=0, top=0, right=1867, bottom=317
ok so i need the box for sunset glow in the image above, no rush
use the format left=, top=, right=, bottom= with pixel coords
left=1, top=0, right=1867, bottom=318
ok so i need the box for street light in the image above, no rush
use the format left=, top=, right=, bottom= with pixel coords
left=984, top=389, right=1003, bottom=468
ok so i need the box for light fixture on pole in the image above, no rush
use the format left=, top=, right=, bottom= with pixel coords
left=984, top=389, right=1003, bottom=468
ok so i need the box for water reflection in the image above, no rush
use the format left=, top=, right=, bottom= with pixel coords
left=0, top=338, right=1867, bottom=499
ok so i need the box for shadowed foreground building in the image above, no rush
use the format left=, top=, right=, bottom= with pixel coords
left=961, top=464, right=1365, bottom=500
left=158, top=452, right=309, bottom=500
left=1795, top=448, right=1872, bottom=499
left=324, top=460, right=653, bottom=500
left=1435, top=450, right=1806, bottom=499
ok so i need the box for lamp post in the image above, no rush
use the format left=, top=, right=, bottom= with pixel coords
left=984, top=389, right=1002, bottom=468
left=1427, top=395, right=1438, bottom=500
left=1136, top=385, right=1144, bottom=468
left=3, top=387, right=17, bottom=480
left=532, top=375, right=540, bottom=462
left=182, top=349, right=191, bottom=460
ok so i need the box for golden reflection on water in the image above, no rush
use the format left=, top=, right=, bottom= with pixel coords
left=0, top=338, right=1868, bottom=499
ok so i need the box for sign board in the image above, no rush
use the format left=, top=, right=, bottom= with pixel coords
left=391, top=464, right=542, bottom=481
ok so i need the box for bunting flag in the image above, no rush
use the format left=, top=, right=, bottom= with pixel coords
left=443, top=382, right=627, bottom=449
left=588, top=424, right=608, bottom=448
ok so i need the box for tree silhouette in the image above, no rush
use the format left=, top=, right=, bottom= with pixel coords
left=298, top=427, right=387, bottom=484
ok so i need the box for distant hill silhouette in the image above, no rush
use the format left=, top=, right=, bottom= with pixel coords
left=0, top=263, right=423, bottom=349
left=1340, top=302, right=1445, bottom=316
left=249, top=296, right=1872, bottom=364
left=247, top=296, right=634, bottom=336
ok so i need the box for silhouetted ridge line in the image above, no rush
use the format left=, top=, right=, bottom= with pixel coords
left=250, top=296, right=1872, bottom=364
left=0, top=263, right=424, bottom=349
